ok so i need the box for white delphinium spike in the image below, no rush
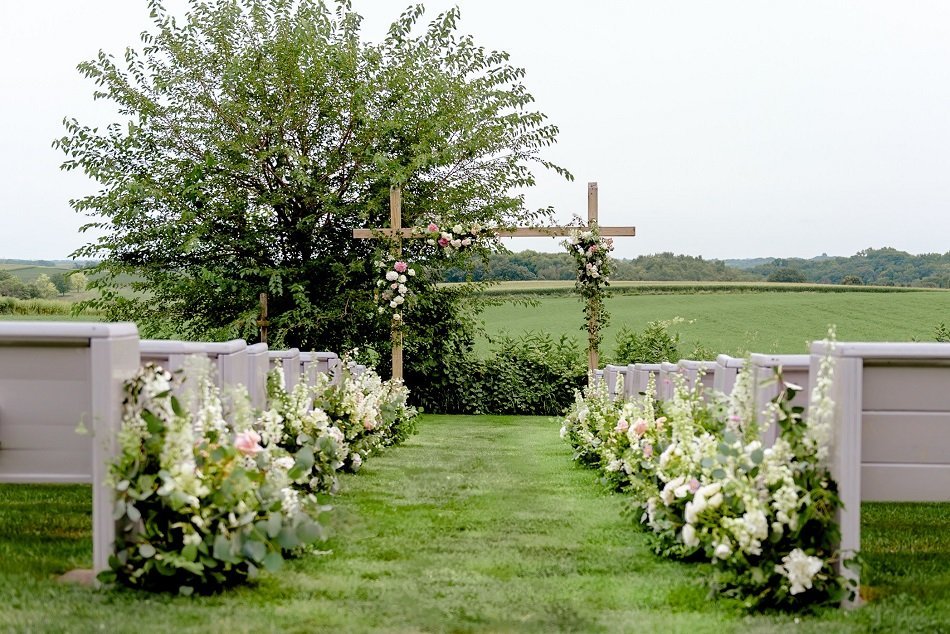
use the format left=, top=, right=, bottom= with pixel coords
left=805, top=330, right=837, bottom=464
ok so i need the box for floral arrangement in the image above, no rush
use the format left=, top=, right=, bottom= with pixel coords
left=261, top=368, right=349, bottom=494
left=105, top=350, right=417, bottom=594
left=562, top=222, right=614, bottom=350
left=104, top=358, right=327, bottom=594
left=560, top=342, right=852, bottom=610
left=415, top=219, right=490, bottom=257
left=375, top=257, right=418, bottom=327
left=309, top=361, right=418, bottom=470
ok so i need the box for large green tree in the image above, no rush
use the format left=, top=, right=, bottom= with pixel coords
left=56, top=0, right=568, bottom=354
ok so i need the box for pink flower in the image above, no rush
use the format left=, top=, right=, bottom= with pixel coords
left=394, top=261, right=408, bottom=273
left=235, top=430, right=263, bottom=456
left=615, top=419, right=629, bottom=434
left=655, top=416, right=667, bottom=431
left=427, top=222, right=439, bottom=233
left=643, top=443, right=654, bottom=458
left=633, top=419, right=648, bottom=437
left=689, top=478, right=700, bottom=493
left=438, top=237, right=450, bottom=247
left=588, top=244, right=598, bottom=253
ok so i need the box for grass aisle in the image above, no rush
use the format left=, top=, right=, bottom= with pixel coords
left=2, top=415, right=948, bottom=632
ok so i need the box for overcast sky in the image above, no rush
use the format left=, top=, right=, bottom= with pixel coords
left=2, top=1, right=948, bottom=261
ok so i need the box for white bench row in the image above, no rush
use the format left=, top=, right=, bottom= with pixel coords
left=601, top=355, right=810, bottom=443
left=0, top=322, right=344, bottom=576
left=600, top=342, right=950, bottom=605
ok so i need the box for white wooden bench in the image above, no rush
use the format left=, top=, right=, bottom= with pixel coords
left=634, top=363, right=662, bottom=399
left=139, top=339, right=249, bottom=391
left=678, top=360, right=718, bottom=397
left=269, top=348, right=301, bottom=391
left=299, top=351, right=339, bottom=387
left=246, top=342, right=270, bottom=409
left=0, top=322, right=140, bottom=576
left=750, top=353, right=810, bottom=445
left=657, top=362, right=680, bottom=401
left=713, top=354, right=745, bottom=395
left=810, top=341, right=950, bottom=604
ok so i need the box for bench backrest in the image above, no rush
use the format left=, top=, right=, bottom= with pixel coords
left=713, top=354, right=745, bottom=395
left=269, top=348, right=301, bottom=391
left=811, top=341, right=950, bottom=603
left=246, top=343, right=270, bottom=409
left=0, top=321, right=140, bottom=574
left=750, top=353, right=810, bottom=445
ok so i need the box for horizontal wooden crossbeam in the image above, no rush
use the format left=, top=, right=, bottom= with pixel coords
left=353, top=226, right=636, bottom=239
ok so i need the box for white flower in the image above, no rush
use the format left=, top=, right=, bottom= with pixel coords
left=450, top=239, right=462, bottom=248
left=452, top=224, right=463, bottom=234
left=775, top=548, right=824, bottom=595
left=681, top=523, right=699, bottom=548
left=350, top=452, right=363, bottom=470
left=714, top=542, right=733, bottom=560
left=386, top=270, right=398, bottom=282
left=389, top=300, right=398, bottom=308
left=393, top=295, right=404, bottom=305
left=407, top=269, right=416, bottom=277
left=398, top=275, right=407, bottom=283
left=398, top=284, right=408, bottom=294
left=274, top=456, right=295, bottom=471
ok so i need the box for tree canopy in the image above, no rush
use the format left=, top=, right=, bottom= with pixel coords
left=56, top=0, right=569, bottom=351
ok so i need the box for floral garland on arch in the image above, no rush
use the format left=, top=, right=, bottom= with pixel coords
left=375, top=257, right=418, bottom=327
left=373, top=219, right=493, bottom=331
left=562, top=222, right=615, bottom=351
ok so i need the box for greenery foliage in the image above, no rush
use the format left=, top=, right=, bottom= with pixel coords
left=937, top=323, right=949, bottom=343
left=611, top=319, right=682, bottom=365
left=410, top=331, right=585, bottom=416
left=55, top=0, right=566, bottom=356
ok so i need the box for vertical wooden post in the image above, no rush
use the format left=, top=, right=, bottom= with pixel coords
left=587, top=182, right=600, bottom=372
left=390, top=187, right=404, bottom=381
left=258, top=292, right=269, bottom=345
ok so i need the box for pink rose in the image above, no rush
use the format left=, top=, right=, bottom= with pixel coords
left=633, top=419, right=648, bottom=437
left=655, top=416, right=667, bottom=431
left=427, top=222, right=439, bottom=233
left=394, top=261, right=408, bottom=273
left=643, top=443, right=654, bottom=458
left=615, top=419, right=629, bottom=434
left=235, top=430, right=263, bottom=456
left=438, top=237, right=450, bottom=247
left=689, top=478, right=700, bottom=493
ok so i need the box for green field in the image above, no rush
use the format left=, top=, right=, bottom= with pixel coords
left=477, top=287, right=950, bottom=356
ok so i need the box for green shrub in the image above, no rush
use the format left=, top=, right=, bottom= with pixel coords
left=937, top=323, right=949, bottom=343
left=409, top=331, right=586, bottom=416
left=611, top=319, right=682, bottom=364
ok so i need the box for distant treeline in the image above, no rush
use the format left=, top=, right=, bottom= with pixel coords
left=445, top=247, right=950, bottom=288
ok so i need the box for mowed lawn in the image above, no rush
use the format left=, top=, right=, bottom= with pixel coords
left=477, top=290, right=950, bottom=355
left=2, top=415, right=948, bottom=632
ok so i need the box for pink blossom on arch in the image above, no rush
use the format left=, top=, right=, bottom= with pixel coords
left=394, top=261, right=408, bottom=273
left=427, top=222, right=439, bottom=233
left=438, top=237, right=450, bottom=247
